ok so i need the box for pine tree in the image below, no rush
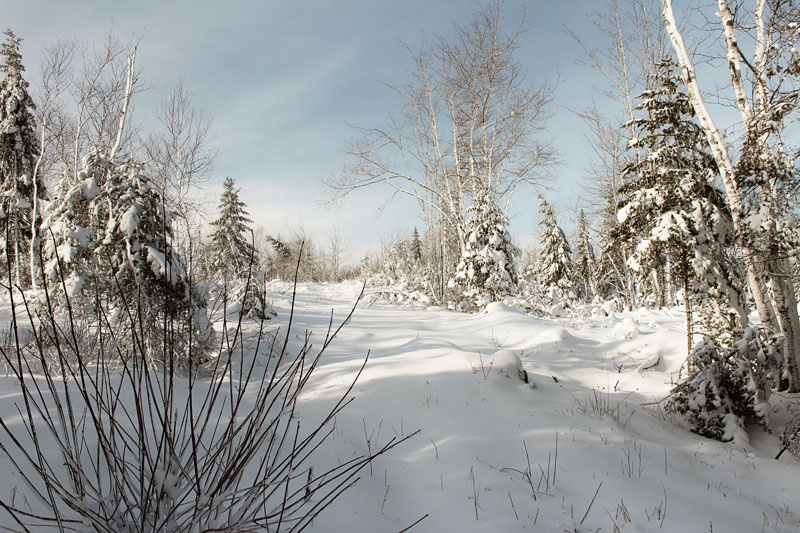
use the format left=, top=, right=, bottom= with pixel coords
left=573, top=210, right=597, bottom=300
left=42, top=147, right=214, bottom=361
left=0, top=29, right=43, bottom=288
left=666, top=327, right=781, bottom=441
left=449, top=188, right=518, bottom=311
left=207, top=177, right=256, bottom=280
left=534, top=197, right=574, bottom=298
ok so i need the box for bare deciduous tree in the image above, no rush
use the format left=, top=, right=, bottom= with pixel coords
left=31, top=31, right=142, bottom=191
left=326, top=227, right=350, bottom=283
left=145, top=80, right=217, bottom=234
left=69, top=32, right=142, bottom=180
left=326, top=2, right=556, bottom=297
left=30, top=38, right=76, bottom=289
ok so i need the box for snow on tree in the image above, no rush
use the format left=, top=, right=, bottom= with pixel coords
left=662, top=0, right=800, bottom=392
left=0, top=29, right=43, bottom=288
left=374, top=233, right=430, bottom=304
left=573, top=210, right=597, bottom=299
left=615, top=58, right=745, bottom=348
left=381, top=236, right=417, bottom=283
left=533, top=196, right=574, bottom=299
left=449, top=188, right=518, bottom=311
left=621, top=58, right=777, bottom=442
left=41, top=147, right=214, bottom=361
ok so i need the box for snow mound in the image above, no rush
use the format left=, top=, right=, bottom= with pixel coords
left=491, top=349, right=529, bottom=383
left=636, top=349, right=661, bottom=371
left=484, top=301, right=523, bottom=315
left=536, top=325, right=570, bottom=344
left=616, top=317, right=640, bottom=339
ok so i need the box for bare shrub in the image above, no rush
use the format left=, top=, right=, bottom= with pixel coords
left=0, top=253, right=415, bottom=531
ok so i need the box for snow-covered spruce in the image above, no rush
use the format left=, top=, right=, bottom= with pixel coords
left=0, top=29, right=43, bottom=289
left=449, top=188, right=518, bottom=311
left=615, top=58, right=745, bottom=348
left=41, top=147, right=214, bottom=362
left=529, top=196, right=575, bottom=301
left=205, top=177, right=257, bottom=279
left=573, top=209, right=598, bottom=300
left=205, top=176, right=272, bottom=319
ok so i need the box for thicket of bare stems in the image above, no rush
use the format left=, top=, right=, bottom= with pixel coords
left=0, top=249, right=414, bottom=532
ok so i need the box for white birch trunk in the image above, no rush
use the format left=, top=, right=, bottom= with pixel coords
left=109, top=47, right=136, bottom=162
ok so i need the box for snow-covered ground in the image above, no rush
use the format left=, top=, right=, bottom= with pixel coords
left=1, top=281, right=799, bottom=532
left=268, top=281, right=800, bottom=532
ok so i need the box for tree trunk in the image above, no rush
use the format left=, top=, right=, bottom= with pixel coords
left=682, top=248, right=693, bottom=356
left=768, top=250, right=800, bottom=391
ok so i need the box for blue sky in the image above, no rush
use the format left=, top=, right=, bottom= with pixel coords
left=10, top=1, right=614, bottom=258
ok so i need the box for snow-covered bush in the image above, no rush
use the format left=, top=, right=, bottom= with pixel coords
left=666, top=328, right=781, bottom=441
left=368, top=231, right=432, bottom=305
left=449, top=189, right=518, bottom=311
left=231, top=268, right=276, bottom=320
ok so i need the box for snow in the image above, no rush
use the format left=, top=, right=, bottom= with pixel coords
left=617, top=316, right=641, bottom=339
left=1, top=281, right=799, bottom=531
left=268, top=283, right=800, bottom=531
left=146, top=246, right=167, bottom=276
left=79, top=177, right=101, bottom=200
left=120, top=205, right=139, bottom=237
left=71, top=226, right=93, bottom=247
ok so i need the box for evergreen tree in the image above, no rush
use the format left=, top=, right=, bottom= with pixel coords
left=42, top=147, right=214, bottom=361
left=0, top=29, right=43, bottom=288
left=449, top=188, right=518, bottom=311
left=207, top=177, right=256, bottom=280
left=616, top=58, right=745, bottom=347
left=621, top=59, right=765, bottom=442
left=205, top=177, right=273, bottom=319
left=573, top=210, right=597, bottom=300
left=411, top=227, right=422, bottom=263
left=666, top=327, right=781, bottom=441
left=534, top=197, right=574, bottom=298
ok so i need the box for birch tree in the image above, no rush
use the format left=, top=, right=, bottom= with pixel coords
left=29, top=39, right=75, bottom=289
left=145, top=80, right=216, bottom=236
left=661, top=0, right=800, bottom=391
